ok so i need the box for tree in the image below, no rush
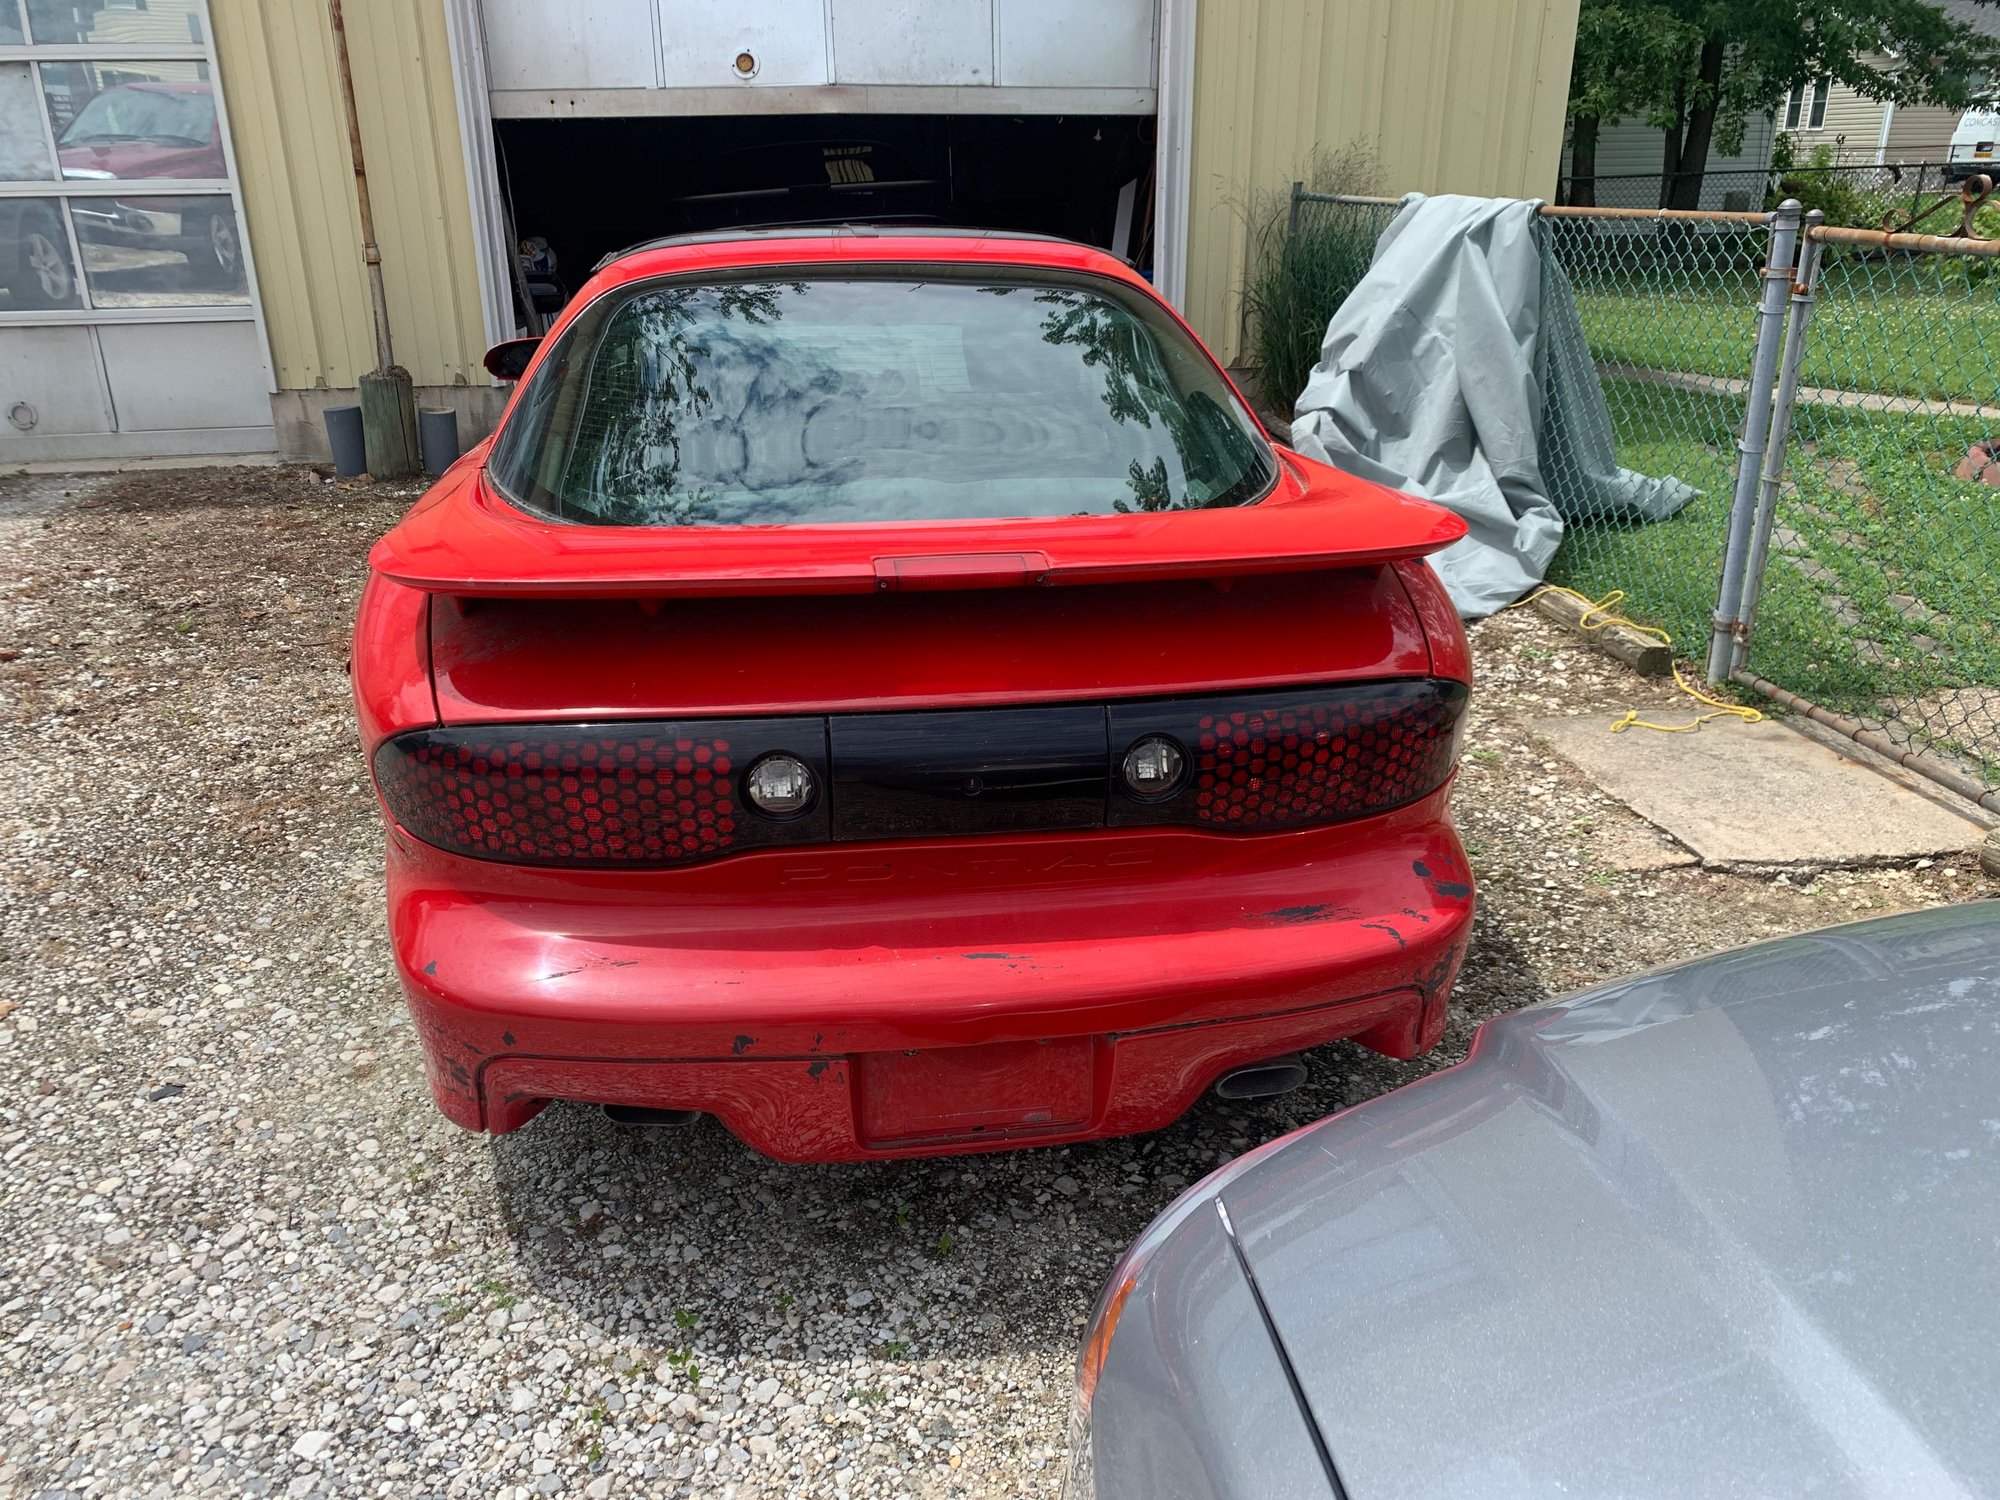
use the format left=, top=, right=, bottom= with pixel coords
left=1565, top=2, right=1702, bottom=203
left=1566, top=0, right=2000, bottom=209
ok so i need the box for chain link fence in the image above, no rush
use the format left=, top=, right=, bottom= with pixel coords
left=1556, top=160, right=1972, bottom=218
left=1250, top=193, right=1401, bottom=408
left=1276, top=184, right=2000, bottom=809
left=1281, top=188, right=1770, bottom=662
left=1534, top=206, right=1772, bottom=658
left=1730, top=223, right=2000, bottom=805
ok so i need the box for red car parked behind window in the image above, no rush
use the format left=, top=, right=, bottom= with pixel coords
left=352, top=227, right=1475, bottom=1163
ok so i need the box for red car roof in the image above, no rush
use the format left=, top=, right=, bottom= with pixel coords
left=560, top=228, right=1151, bottom=339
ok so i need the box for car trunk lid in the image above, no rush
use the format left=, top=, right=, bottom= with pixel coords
left=427, top=564, right=1439, bottom=721
left=396, top=448, right=1462, bottom=721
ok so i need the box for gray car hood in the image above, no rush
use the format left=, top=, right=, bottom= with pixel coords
left=1219, top=902, right=2000, bottom=1500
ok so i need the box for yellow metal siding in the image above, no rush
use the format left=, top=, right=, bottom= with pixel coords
left=210, top=0, right=486, bottom=391
left=1183, top=0, right=1579, bottom=363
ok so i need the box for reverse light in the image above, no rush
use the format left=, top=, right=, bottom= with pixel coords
left=1119, top=734, right=1187, bottom=798
left=1109, top=679, right=1468, bottom=831
left=744, top=752, right=817, bottom=817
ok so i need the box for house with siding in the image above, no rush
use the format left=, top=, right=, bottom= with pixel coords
left=1562, top=0, right=1997, bottom=204
left=1562, top=111, right=1779, bottom=209
left=1776, top=0, right=1998, bottom=164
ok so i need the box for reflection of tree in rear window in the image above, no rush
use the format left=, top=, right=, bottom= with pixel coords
left=489, top=270, right=1275, bottom=527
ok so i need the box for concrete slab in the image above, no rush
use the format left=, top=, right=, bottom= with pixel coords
left=0, top=452, right=280, bottom=478
left=1529, top=714, right=1985, bottom=867
left=1592, top=818, right=1700, bottom=872
left=1785, top=712, right=1998, bottom=832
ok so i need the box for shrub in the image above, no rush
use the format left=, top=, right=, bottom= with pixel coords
left=1766, top=137, right=1879, bottom=227
left=1240, top=142, right=1386, bottom=411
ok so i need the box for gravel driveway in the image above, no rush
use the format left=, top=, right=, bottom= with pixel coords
left=2, top=466, right=1988, bottom=1499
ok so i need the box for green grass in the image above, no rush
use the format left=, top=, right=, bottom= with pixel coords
left=1547, top=236, right=2000, bottom=775
left=1552, top=376, right=2000, bottom=768
left=1546, top=378, right=1743, bottom=654
left=1568, top=251, right=2000, bottom=407
left=1763, top=404, right=1999, bottom=699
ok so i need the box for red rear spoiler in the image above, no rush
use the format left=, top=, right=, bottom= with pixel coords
left=369, top=453, right=1465, bottom=599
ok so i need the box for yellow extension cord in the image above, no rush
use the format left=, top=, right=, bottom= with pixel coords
left=1512, top=586, right=1765, bottom=734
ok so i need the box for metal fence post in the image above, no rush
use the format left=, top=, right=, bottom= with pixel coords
left=1706, top=197, right=1802, bottom=684
left=1731, top=210, right=1823, bottom=675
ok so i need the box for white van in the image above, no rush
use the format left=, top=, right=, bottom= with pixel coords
left=1947, top=105, right=2000, bottom=179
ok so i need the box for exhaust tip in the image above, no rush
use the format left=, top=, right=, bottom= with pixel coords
left=602, top=1104, right=702, bottom=1129
left=1214, top=1054, right=1309, bottom=1101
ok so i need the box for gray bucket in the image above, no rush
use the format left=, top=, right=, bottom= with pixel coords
left=419, top=407, right=461, bottom=477
left=324, top=404, right=365, bottom=478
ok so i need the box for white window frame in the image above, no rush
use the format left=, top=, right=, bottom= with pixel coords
left=443, top=0, right=512, bottom=349
left=1154, top=0, right=1195, bottom=311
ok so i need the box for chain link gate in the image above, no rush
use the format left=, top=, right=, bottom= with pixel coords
left=1723, top=217, right=2000, bottom=813
left=1279, top=185, right=2000, bottom=811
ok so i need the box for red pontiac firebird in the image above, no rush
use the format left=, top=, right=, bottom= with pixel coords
left=352, top=227, right=1475, bottom=1162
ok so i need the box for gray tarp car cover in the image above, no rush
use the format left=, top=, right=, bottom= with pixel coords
left=1289, top=193, right=1694, bottom=618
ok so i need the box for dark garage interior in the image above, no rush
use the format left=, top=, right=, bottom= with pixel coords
left=493, top=112, right=1156, bottom=323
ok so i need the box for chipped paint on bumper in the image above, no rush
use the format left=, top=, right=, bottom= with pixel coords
left=387, top=790, right=1473, bottom=1161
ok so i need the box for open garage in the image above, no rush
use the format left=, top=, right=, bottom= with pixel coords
left=471, top=0, right=1167, bottom=333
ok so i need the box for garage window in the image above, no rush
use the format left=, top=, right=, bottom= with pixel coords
left=0, top=30, right=248, bottom=313
left=0, top=0, right=268, bottom=451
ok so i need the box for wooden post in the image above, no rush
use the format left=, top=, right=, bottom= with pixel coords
left=328, top=0, right=418, bottom=478
left=359, top=367, right=419, bottom=479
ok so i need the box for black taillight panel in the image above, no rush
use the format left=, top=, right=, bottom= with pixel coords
left=372, top=681, right=1466, bottom=868
left=829, top=706, right=1107, bottom=840
left=1107, top=680, right=1468, bottom=830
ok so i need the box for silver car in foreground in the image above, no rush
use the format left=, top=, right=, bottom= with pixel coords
left=1066, top=902, right=2000, bottom=1499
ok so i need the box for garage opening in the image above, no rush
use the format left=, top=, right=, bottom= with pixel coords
left=491, top=112, right=1156, bottom=329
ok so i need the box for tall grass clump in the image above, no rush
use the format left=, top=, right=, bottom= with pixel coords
left=1240, top=142, right=1387, bottom=412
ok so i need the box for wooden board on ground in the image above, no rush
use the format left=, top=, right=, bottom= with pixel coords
left=1532, top=589, right=1673, bottom=676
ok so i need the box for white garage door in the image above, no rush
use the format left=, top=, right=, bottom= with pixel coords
left=480, top=0, right=1156, bottom=116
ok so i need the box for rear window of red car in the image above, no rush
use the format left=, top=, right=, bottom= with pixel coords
left=487, top=266, right=1276, bottom=527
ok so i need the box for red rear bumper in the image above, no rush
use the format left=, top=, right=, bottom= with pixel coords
left=388, top=789, right=1472, bottom=1161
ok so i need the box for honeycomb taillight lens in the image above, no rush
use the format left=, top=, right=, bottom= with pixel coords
left=371, top=718, right=827, bottom=867
left=1107, top=680, right=1468, bottom=831
left=369, top=682, right=1466, bottom=868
